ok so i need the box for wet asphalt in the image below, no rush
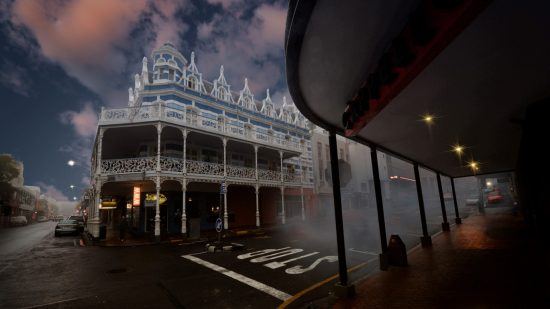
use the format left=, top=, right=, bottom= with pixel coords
left=0, top=219, right=383, bottom=309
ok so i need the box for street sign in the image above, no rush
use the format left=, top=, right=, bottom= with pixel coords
left=215, top=218, right=223, bottom=233
left=220, top=182, right=227, bottom=194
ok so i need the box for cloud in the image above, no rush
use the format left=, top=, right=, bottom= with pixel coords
left=59, top=103, right=98, bottom=138
left=59, top=103, right=98, bottom=184
left=7, top=0, right=191, bottom=106
left=36, top=182, right=69, bottom=201
left=194, top=1, right=289, bottom=103
left=0, top=60, right=31, bottom=97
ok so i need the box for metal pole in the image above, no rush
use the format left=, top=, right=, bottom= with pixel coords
left=328, top=131, right=350, bottom=287
left=370, top=147, right=389, bottom=270
left=413, top=163, right=431, bottom=247
left=450, top=178, right=462, bottom=224
left=436, top=173, right=450, bottom=231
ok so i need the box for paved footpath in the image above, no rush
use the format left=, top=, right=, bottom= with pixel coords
left=320, top=206, right=550, bottom=308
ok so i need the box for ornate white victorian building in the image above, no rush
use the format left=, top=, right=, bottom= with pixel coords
left=87, top=43, right=314, bottom=239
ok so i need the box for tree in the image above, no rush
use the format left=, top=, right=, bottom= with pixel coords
left=0, top=154, right=19, bottom=183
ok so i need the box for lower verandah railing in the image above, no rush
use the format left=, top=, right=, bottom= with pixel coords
left=100, top=156, right=305, bottom=183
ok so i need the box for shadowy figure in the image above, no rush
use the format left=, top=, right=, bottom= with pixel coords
left=119, top=215, right=128, bottom=242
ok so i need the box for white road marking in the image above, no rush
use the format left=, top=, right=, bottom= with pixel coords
left=250, top=249, right=304, bottom=263
left=349, top=248, right=378, bottom=256
left=285, top=256, right=338, bottom=275
left=264, top=252, right=319, bottom=269
left=182, top=254, right=292, bottom=301
left=237, top=247, right=290, bottom=260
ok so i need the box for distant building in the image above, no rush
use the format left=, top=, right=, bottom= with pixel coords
left=87, top=43, right=314, bottom=239
left=310, top=127, right=391, bottom=216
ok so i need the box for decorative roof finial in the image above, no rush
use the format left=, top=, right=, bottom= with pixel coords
left=266, top=88, right=271, bottom=100
left=220, top=65, right=224, bottom=75
left=283, top=96, right=287, bottom=106
left=244, top=77, right=248, bottom=87
left=191, top=51, right=195, bottom=64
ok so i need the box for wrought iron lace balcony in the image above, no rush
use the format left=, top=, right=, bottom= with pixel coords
left=100, top=156, right=304, bottom=184
left=99, top=104, right=304, bottom=152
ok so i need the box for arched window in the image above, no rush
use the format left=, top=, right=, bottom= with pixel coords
left=187, top=77, right=196, bottom=90
left=219, top=88, right=226, bottom=100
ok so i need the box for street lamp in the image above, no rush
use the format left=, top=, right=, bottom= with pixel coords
left=67, top=160, right=75, bottom=167
left=421, top=113, right=435, bottom=125
left=70, top=185, right=75, bottom=189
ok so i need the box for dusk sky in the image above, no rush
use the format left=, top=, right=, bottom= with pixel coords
left=0, top=0, right=290, bottom=202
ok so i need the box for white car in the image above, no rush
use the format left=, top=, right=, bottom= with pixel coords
left=10, top=216, right=28, bottom=226
left=465, top=198, right=479, bottom=205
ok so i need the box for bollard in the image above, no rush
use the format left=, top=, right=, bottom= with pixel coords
left=388, top=234, right=408, bottom=267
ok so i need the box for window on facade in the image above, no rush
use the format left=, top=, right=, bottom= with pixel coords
left=202, top=149, right=218, bottom=163
left=325, top=145, right=330, bottom=163
left=317, top=142, right=323, bottom=182
left=165, top=143, right=182, bottom=152
left=219, top=88, right=226, bottom=100
left=169, top=69, right=174, bottom=81
left=339, top=148, right=344, bottom=160
left=188, top=77, right=196, bottom=90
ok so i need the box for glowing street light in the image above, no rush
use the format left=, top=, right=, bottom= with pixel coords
left=467, top=160, right=480, bottom=173
left=70, top=185, right=75, bottom=189
left=67, top=160, right=75, bottom=167
left=452, top=144, right=464, bottom=155
left=421, top=113, right=435, bottom=125
left=73, top=196, right=77, bottom=201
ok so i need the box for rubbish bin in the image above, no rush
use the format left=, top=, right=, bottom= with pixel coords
left=387, top=234, right=408, bottom=266
left=99, top=224, right=107, bottom=240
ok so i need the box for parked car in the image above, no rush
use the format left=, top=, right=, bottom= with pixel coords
left=51, top=215, right=64, bottom=222
left=37, top=216, right=48, bottom=222
left=10, top=216, right=28, bottom=226
left=465, top=197, right=479, bottom=205
left=54, top=219, right=79, bottom=236
left=68, top=215, right=84, bottom=232
left=487, top=194, right=503, bottom=204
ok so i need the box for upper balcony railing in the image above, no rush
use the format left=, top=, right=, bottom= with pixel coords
left=99, top=104, right=304, bottom=153
left=100, top=156, right=310, bottom=185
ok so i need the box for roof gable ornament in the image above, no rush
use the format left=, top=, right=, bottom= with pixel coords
left=185, top=51, right=206, bottom=93
left=211, top=65, right=233, bottom=102
left=238, top=78, right=255, bottom=110
left=261, top=89, right=275, bottom=117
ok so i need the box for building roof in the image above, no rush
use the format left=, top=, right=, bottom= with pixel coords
left=285, top=0, right=550, bottom=177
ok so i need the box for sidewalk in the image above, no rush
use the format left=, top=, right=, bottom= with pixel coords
left=82, top=225, right=270, bottom=247
left=326, top=206, right=550, bottom=308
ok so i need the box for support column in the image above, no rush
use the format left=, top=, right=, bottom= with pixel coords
left=223, top=138, right=227, bottom=178
left=254, top=145, right=259, bottom=181
left=279, top=150, right=286, bottom=225
left=451, top=178, right=462, bottom=224
left=328, top=131, right=354, bottom=296
left=280, top=186, right=286, bottom=224
left=156, top=123, right=162, bottom=171
left=255, top=185, right=260, bottom=227
left=90, top=178, right=102, bottom=238
left=89, top=128, right=104, bottom=238
left=300, top=187, right=305, bottom=221
left=182, top=129, right=187, bottom=174
left=414, top=163, right=432, bottom=247
left=181, top=180, right=187, bottom=235
left=223, top=184, right=228, bottom=229
left=154, top=176, right=161, bottom=240
left=300, top=155, right=305, bottom=221
left=370, top=146, right=389, bottom=270
left=436, top=173, right=451, bottom=231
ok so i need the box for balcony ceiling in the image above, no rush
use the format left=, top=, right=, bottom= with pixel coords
left=286, top=0, right=550, bottom=177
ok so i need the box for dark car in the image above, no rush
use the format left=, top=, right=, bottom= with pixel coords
left=54, top=219, right=79, bottom=237
left=68, top=215, right=85, bottom=232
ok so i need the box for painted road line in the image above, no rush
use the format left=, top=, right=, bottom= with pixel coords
left=349, top=248, right=378, bottom=256
left=264, top=252, right=319, bottom=269
left=182, top=254, right=292, bottom=301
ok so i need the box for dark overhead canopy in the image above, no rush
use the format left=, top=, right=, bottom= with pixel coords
left=285, top=0, right=550, bottom=177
